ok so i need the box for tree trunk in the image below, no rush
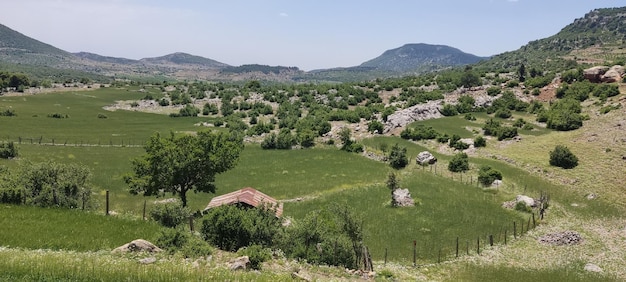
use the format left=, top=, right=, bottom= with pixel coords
left=180, top=190, right=188, bottom=207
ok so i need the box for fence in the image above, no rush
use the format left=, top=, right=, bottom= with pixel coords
left=1, top=136, right=147, bottom=148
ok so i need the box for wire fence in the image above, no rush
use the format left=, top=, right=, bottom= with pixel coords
left=1, top=136, right=147, bottom=148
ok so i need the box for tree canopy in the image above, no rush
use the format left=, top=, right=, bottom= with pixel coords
left=125, top=130, right=244, bottom=207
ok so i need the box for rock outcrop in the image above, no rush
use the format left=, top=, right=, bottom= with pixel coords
left=584, top=66, right=610, bottom=82
left=384, top=101, right=442, bottom=133
left=516, top=195, right=536, bottom=207
left=392, top=188, right=415, bottom=207
left=229, top=256, right=250, bottom=271
left=583, top=65, right=625, bottom=83
left=112, top=239, right=162, bottom=253
left=416, top=151, right=437, bottom=165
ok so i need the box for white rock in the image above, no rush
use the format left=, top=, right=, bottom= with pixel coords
left=584, top=263, right=603, bottom=273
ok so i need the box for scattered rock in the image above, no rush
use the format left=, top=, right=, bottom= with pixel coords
left=501, top=201, right=516, bottom=209
left=138, top=257, right=157, bottom=264
left=516, top=195, right=536, bottom=207
left=393, top=188, right=415, bottom=207
left=112, top=239, right=162, bottom=253
left=362, top=150, right=387, bottom=162
left=491, top=179, right=503, bottom=187
left=291, top=272, right=312, bottom=282
left=229, top=256, right=250, bottom=271
left=586, top=193, right=598, bottom=200
left=154, top=198, right=178, bottom=204
left=416, top=151, right=437, bottom=165
left=538, top=231, right=583, bottom=246
left=584, top=66, right=610, bottom=83
left=584, top=263, right=603, bottom=273
left=384, top=101, right=442, bottom=133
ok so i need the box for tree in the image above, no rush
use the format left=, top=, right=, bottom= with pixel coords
left=517, top=63, right=526, bottom=82
left=386, top=172, right=399, bottom=207
left=125, top=131, right=244, bottom=207
left=448, top=152, right=469, bottom=173
left=388, top=143, right=408, bottom=169
left=549, top=145, right=578, bottom=169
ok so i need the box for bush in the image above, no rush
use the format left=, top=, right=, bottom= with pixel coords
left=440, top=104, right=458, bottom=116
left=150, top=201, right=191, bottom=228
left=367, top=120, right=384, bottom=134
left=477, top=165, right=502, bottom=186
left=388, top=143, right=408, bottom=169
left=159, top=98, right=170, bottom=106
left=549, top=145, right=578, bottom=169
left=97, top=113, right=108, bottom=119
left=494, top=109, right=512, bottom=119
left=18, top=161, right=93, bottom=209
left=237, top=245, right=272, bottom=270
left=201, top=204, right=282, bottom=252
left=0, top=142, right=18, bottom=159
left=130, top=101, right=139, bottom=108
left=514, top=201, right=532, bottom=213
left=0, top=109, right=16, bottom=116
left=473, top=136, right=486, bottom=147
left=47, top=113, right=69, bottom=119
left=156, top=228, right=213, bottom=258
left=448, top=152, right=469, bottom=173
left=486, top=86, right=501, bottom=96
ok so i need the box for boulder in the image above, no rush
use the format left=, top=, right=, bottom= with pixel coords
left=491, top=179, right=503, bottom=187
left=601, top=65, right=625, bottom=83
left=538, top=231, right=583, bottom=246
left=584, top=66, right=609, bottom=83
left=584, top=263, right=603, bottom=273
left=416, top=151, right=437, bottom=165
left=112, top=239, right=162, bottom=254
left=515, top=195, right=536, bottom=207
left=229, top=256, right=250, bottom=271
left=393, top=188, right=415, bottom=207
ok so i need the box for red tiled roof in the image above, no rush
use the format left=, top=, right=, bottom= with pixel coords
left=204, top=187, right=283, bottom=217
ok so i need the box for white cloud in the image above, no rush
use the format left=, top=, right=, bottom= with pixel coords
left=279, top=12, right=289, bottom=17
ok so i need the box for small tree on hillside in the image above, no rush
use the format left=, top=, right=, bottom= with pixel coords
left=386, top=172, right=399, bottom=207
left=448, top=152, right=469, bottom=173
left=549, top=145, right=578, bottom=169
left=388, top=143, right=408, bottom=169
left=477, top=165, right=503, bottom=186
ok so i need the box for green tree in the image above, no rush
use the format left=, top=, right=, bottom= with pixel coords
left=517, top=63, right=526, bottom=82
left=549, top=145, right=579, bottom=169
left=386, top=172, right=399, bottom=207
left=125, top=131, right=244, bottom=207
left=18, top=161, right=93, bottom=208
left=448, top=152, right=469, bottom=173
left=388, top=143, right=408, bottom=169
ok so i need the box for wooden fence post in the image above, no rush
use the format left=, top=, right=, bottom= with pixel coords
left=504, top=230, right=507, bottom=245
left=456, top=237, right=459, bottom=258
left=477, top=237, right=480, bottom=255
left=105, top=190, right=110, bottom=216
left=513, top=222, right=517, bottom=239
left=413, top=240, right=416, bottom=267
left=189, top=216, right=194, bottom=232
left=384, top=248, right=388, bottom=266
left=532, top=213, right=536, bottom=228
left=143, top=200, right=147, bottom=220
left=489, top=235, right=493, bottom=247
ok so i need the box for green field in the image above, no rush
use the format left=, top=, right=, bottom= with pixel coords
left=0, top=87, right=623, bottom=280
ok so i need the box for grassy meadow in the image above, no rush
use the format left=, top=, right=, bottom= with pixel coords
left=1, top=86, right=624, bottom=280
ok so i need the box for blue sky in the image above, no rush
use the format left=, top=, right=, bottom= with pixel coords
left=2, top=0, right=622, bottom=70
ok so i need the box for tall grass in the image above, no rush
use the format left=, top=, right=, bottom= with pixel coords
left=449, top=263, right=618, bottom=282
left=0, top=205, right=161, bottom=251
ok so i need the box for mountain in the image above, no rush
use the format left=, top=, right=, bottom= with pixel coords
left=139, top=52, right=230, bottom=69
left=73, top=52, right=137, bottom=65
left=0, top=23, right=74, bottom=67
left=360, top=43, right=488, bottom=73
left=479, top=7, right=626, bottom=72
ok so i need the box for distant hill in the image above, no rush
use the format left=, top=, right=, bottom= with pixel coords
left=360, top=43, right=488, bottom=73
left=0, top=23, right=74, bottom=67
left=139, top=52, right=230, bottom=69
left=73, top=52, right=137, bottom=65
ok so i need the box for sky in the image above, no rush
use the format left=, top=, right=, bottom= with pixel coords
left=1, top=0, right=623, bottom=71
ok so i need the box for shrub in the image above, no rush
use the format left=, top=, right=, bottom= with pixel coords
left=497, top=126, right=518, bottom=141
left=201, top=204, right=282, bottom=252
left=159, top=98, right=170, bottom=106
left=0, top=109, right=16, bottom=116
left=388, top=143, right=408, bottom=169
left=473, top=136, right=486, bottom=147
left=464, top=113, right=476, bottom=121
left=237, top=245, right=272, bottom=270
left=440, top=104, right=458, bottom=116
left=477, top=165, right=502, bottom=186
left=47, top=113, right=69, bottom=119
left=494, top=109, right=512, bottom=119
left=202, top=103, right=219, bottom=115
left=514, top=201, right=532, bottom=213
left=178, top=104, right=200, bottom=117
left=130, top=101, right=139, bottom=107
left=486, top=86, right=501, bottom=96
left=18, top=161, right=93, bottom=209
left=156, top=228, right=213, bottom=258
left=549, top=145, right=578, bottom=169
left=261, top=133, right=277, bottom=149
left=97, top=113, right=108, bottom=119
left=367, top=120, right=384, bottom=134
left=0, top=142, right=18, bottom=159
left=448, top=152, right=469, bottom=173
left=150, top=201, right=191, bottom=228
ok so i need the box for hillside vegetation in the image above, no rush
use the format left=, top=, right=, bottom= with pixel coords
left=0, top=6, right=625, bottom=281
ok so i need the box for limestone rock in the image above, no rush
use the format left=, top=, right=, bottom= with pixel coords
left=584, top=66, right=609, bottom=83
left=515, top=195, right=536, bottom=207
left=601, top=65, right=625, bottom=83
left=112, top=239, right=162, bottom=253
left=416, top=151, right=437, bottom=165
left=291, top=272, right=312, bottom=282
left=393, top=188, right=415, bottom=207
left=138, top=257, right=157, bottom=264
left=584, top=263, right=603, bottom=273
left=538, top=231, right=583, bottom=246
left=229, top=256, right=250, bottom=271
left=384, top=101, right=442, bottom=133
